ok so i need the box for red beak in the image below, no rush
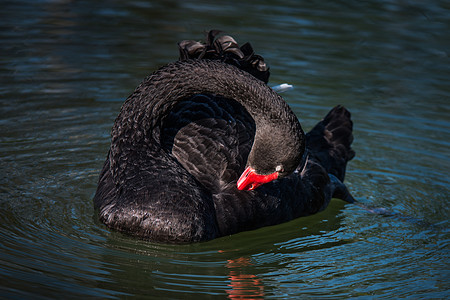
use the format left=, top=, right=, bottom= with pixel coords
left=237, top=166, right=279, bottom=191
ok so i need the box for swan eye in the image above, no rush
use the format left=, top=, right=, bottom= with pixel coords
left=275, top=165, right=284, bottom=172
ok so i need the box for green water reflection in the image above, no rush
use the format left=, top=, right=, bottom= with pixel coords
left=1, top=0, right=449, bottom=298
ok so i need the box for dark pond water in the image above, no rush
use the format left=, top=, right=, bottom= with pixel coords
left=1, top=0, right=449, bottom=298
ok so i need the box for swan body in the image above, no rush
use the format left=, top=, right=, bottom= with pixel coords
left=94, top=31, right=355, bottom=243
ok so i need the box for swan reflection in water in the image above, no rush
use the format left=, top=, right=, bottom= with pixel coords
left=225, top=256, right=264, bottom=299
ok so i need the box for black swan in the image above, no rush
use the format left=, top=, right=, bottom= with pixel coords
left=94, top=31, right=355, bottom=243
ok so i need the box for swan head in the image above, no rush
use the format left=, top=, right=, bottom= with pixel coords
left=237, top=125, right=305, bottom=191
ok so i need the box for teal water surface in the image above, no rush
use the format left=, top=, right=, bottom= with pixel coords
left=1, top=0, right=449, bottom=298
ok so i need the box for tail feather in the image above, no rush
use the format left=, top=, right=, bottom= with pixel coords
left=306, top=105, right=355, bottom=182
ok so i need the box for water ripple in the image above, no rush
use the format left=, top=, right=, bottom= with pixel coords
left=1, top=0, right=449, bottom=298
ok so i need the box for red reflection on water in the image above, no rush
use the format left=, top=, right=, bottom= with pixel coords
left=225, top=257, right=264, bottom=299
